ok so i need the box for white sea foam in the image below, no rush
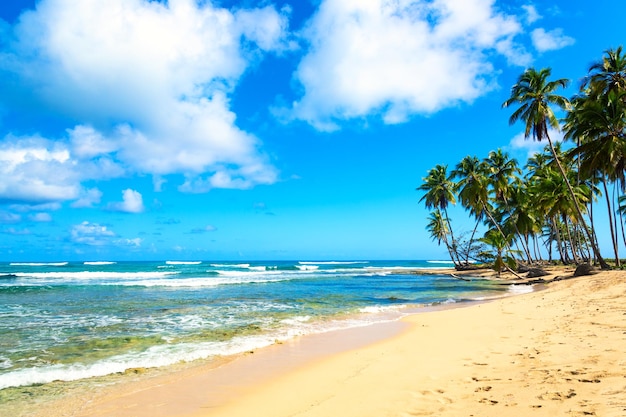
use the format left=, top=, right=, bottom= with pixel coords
left=280, top=315, right=312, bottom=325
left=0, top=304, right=407, bottom=390
left=165, top=261, right=202, bottom=265
left=295, top=265, right=319, bottom=271
left=507, top=284, right=535, bottom=295
left=359, top=305, right=405, bottom=314
left=0, top=336, right=277, bottom=390
left=210, top=263, right=250, bottom=268
left=247, top=266, right=267, bottom=271
left=114, top=275, right=294, bottom=288
left=9, top=262, right=68, bottom=266
left=13, top=271, right=178, bottom=281
left=84, top=261, right=116, bottom=265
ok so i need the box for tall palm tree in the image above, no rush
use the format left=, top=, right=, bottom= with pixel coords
left=566, top=47, right=626, bottom=266
left=503, top=67, right=610, bottom=269
left=418, top=165, right=460, bottom=266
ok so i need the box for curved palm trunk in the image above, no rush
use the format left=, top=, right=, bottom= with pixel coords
left=546, top=138, right=610, bottom=268
left=442, top=208, right=461, bottom=267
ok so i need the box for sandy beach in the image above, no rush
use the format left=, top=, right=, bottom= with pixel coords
left=23, top=268, right=626, bottom=417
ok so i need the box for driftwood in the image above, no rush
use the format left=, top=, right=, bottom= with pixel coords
left=450, top=273, right=470, bottom=281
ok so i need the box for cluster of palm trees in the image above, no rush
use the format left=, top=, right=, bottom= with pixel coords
left=419, top=47, right=625, bottom=272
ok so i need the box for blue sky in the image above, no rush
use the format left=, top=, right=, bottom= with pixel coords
left=0, top=0, right=623, bottom=262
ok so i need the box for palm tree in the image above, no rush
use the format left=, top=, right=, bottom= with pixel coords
left=451, top=156, right=491, bottom=265
left=503, top=67, right=610, bottom=269
left=418, top=165, right=461, bottom=266
left=566, top=47, right=626, bottom=266
left=484, top=149, right=531, bottom=262
left=582, top=46, right=626, bottom=100
left=479, top=229, right=517, bottom=277
left=426, top=210, right=455, bottom=261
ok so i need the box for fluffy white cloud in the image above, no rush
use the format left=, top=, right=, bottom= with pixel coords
left=0, top=135, right=81, bottom=203
left=531, top=28, right=575, bottom=52
left=70, top=221, right=116, bottom=246
left=0, top=0, right=287, bottom=202
left=108, top=189, right=145, bottom=213
left=287, top=0, right=529, bottom=130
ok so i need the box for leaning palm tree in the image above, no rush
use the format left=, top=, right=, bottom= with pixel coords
left=426, top=210, right=456, bottom=262
left=418, top=165, right=461, bottom=266
left=503, top=67, right=610, bottom=269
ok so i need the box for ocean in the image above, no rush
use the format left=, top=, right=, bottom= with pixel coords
left=0, top=260, right=523, bottom=396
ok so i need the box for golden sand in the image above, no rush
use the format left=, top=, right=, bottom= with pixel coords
left=24, top=269, right=626, bottom=417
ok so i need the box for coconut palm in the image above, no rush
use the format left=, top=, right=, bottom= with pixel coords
left=426, top=210, right=454, bottom=259
left=418, top=165, right=461, bottom=266
left=479, top=229, right=517, bottom=277
left=450, top=156, right=491, bottom=265
left=582, top=46, right=626, bottom=100
left=566, top=47, right=626, bottom=266
left=484, top=149, right=531, bottom=262
left=503, top=67, right=610, bottom=269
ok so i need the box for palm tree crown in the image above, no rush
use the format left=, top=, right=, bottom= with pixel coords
left=502, top=67, right=570, bottom=142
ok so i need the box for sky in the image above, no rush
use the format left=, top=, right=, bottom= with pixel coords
left=0, top=0, right=624, bottom=262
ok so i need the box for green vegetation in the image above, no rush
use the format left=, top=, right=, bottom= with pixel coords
left=418, top=47, right=626, bottom=272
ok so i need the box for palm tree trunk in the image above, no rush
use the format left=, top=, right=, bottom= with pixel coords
left=546, top=138, right=610, bottom=269
left=442, top=208, right=461, bottom=267
left=602, top=179, right=620, bottom=266
left=553, top=216, right=567, bottom=264
left=563, top=216, right=582, bottom=264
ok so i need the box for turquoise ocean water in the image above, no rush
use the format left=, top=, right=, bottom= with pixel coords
left=0, top=260, right=525, bottom=392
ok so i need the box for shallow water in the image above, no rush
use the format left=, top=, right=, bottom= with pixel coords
left=0, top=260, right=510, bottom=394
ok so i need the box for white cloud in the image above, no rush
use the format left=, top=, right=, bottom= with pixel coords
left=70, top=221, right=116, bottom=246
left=531, top=28, right=575, bottom=52
left=108, top=189, right=145, bottom=213
left=507, top=128, right=565, bottom=158
left=286, top=0, right=529, bottom=130
left=0, top=0, right=287, bottom=201
left=521, top=5, right=541, bottom=24
left=0, top=135, right=81, bottom=203
left=71, top=188, right=103, bottom=208
left=117, top=237, right=142, bottom=247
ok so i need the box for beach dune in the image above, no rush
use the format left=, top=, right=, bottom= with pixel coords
left=32, top=270, right=626, bottom=417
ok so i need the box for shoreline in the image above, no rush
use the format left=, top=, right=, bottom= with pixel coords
left=6, top=267, right=625, bottom=416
